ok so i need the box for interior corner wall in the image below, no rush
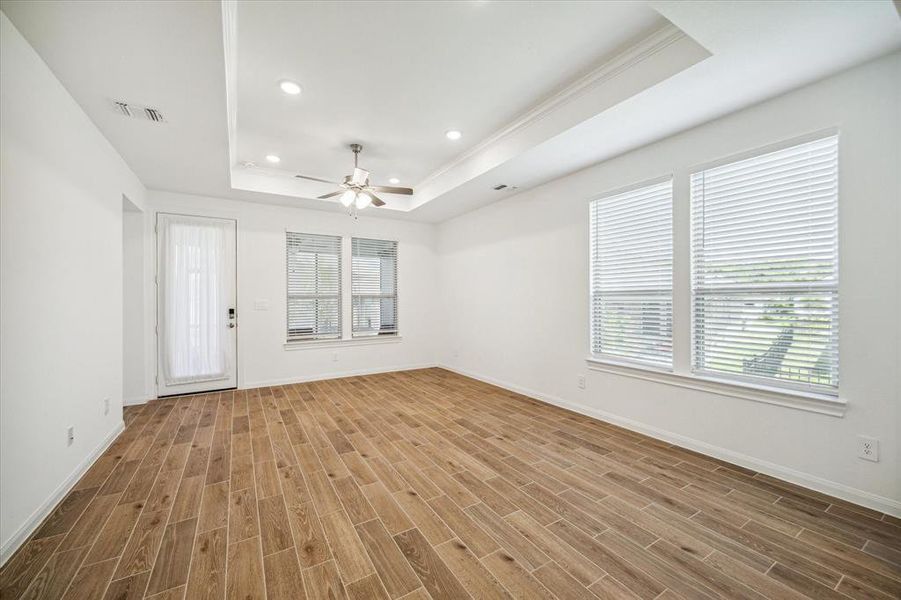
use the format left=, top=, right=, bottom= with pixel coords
left=436, top=51, right=901, bottom=514
left=123, top=201, right=145, bottom=405
left=0, top=13, right=146, bottom=563
left=141, top=191, right=441, bottom=395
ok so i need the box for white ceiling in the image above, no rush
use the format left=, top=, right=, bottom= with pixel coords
left=2, top=1, right=900, bottom=222
left=0, top=0, right=233, bottom=199
left=412, top=0, right=901, bottom=221
left=234, top=1, right=664, bottom=187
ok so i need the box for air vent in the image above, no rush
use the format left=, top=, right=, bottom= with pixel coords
left=144, top=107, right=165, bottom=122
left=111, top=99, right=166, bottom=123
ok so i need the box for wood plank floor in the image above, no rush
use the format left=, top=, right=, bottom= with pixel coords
left=2, top=368, right=899, bottom=599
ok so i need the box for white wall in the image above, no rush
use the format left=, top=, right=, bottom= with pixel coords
left=122, top=200, right=145, bottom=404
left=137, top=191, right=440, bottom=398
left=0, top=12, right=146, bottom=561
left=438, top=52, right=901, bottom=514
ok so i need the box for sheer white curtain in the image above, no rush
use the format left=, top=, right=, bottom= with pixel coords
left=159, top=214, right=230, bottom=385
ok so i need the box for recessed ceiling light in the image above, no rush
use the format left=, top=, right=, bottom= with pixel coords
left=389, top=177, right=400, bottom=184
left=265, top=154, right=281, bottom=163
left=445, top=130, right=462, bottom=140
left=279, top=80, right=302, bottom=95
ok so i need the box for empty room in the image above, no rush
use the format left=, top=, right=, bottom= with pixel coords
left=1, top=1, right=900, bottom=599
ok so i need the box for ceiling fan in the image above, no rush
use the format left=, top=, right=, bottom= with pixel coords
left=295, top=144, right=413, bottom=209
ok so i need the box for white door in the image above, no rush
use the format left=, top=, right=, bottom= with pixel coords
left=157, top=213, right=237, bottom=396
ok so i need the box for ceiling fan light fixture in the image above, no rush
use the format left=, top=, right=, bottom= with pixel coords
left=389, top=177, right=400, bottom=184
left=279, top=80, right=302, bottom=95
left=339, top=190, right=356, bottom=207
left=297, top=144, right=412, bottom=214
left=445, top=129, right=462, bottom=140
left=265, top=154, right=280, bottom=163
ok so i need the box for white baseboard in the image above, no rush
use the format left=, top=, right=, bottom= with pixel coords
left=123, top=395, right=152, bottom=406
left=243, top=363, right=438, bottom=389
left=0, top=420, right=126, bottom=566
left=123, top=364, right=439, bottom=405
left=440, top=364, right=901, bottom=518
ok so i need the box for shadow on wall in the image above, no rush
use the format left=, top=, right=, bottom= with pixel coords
left=123, top=195, right=145, bottom=405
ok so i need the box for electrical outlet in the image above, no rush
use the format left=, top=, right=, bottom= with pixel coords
left=67, top=426, right=75, bottom=446
left=103, top=397, right=110, bottom=415
left=857, top=436, right=879, bottom=462
left=577, top=375, right=586, bottom=389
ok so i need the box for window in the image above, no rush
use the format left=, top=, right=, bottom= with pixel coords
left=691, top=135, right=839, bottom=393
left=286, top=232, right=341, bottom=340
left=352, top=237, right=398, bottom=337
left=590, top=179, right=673, bottom=367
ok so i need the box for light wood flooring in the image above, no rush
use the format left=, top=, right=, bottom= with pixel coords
left=1, top=368, right=900, bottom=599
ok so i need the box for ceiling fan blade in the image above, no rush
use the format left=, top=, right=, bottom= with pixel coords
left=369, top=193, right=386, bottom=207
left=317, top=190, right=343, bottom=199
left=369, top=185, right=414, bottom=195
left=351, top=167, right=370, bottom=185
left=296, top=174, right=339, bottom=185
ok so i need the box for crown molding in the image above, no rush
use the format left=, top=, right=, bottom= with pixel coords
left=414, top=24, right=691, bottom=191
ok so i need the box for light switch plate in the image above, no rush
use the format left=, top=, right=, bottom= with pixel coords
left=254, top=298, right=270, bottom=311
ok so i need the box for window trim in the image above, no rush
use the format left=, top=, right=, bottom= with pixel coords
left=688, top=131, right=840, bottom=396
left=686, top=127, right=840, bottom=177
left=285, top=230, right=343, bottom=342
left=583, top=130, right=845, bottom=417
left=284, top=231, right=402, bottom=345
left=588, top=175, right=674, bottom=369
left=585, top=356, right=846, bottom=417
left=351, top=237, right=399, bottom=339
left=284, top=335, right=403, bottom=351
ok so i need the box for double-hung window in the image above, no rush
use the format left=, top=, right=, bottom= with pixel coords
left=590, top=179, right=673, bottom=367
left=351, top=237, right=398, bottom=337
left=286, top=232, right=341, bottom=340
left=690, top=135, right=839, bottom=393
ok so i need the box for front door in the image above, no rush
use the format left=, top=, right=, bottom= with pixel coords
left=156, top=213, right=237, bottom=396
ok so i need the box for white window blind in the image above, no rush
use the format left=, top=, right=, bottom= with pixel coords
left=691, top=135, right=839, bottom=393
left=286, top=232, right=341, bottom=340
left=590, top=180, right=673, bottom=367
left=352, top=237, right=398, bottom=337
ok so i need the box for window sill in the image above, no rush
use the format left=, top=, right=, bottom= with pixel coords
left=585, top=357, right=846, bottom=417
left=284, top=336, right=402, bottom=351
